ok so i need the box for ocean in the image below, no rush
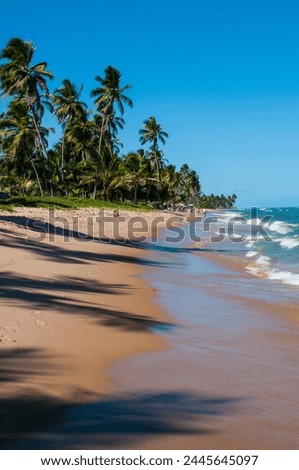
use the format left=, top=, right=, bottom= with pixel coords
left=238, top=207, right=299, bottom=287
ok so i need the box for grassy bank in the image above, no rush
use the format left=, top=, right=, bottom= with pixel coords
left=0, top=196, right=153, bottom=212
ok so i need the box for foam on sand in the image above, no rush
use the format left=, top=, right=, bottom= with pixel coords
left=247, top=255, right=299, bottom=286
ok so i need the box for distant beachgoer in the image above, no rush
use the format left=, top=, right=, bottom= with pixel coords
left=203, top=209, right=206, bottom=218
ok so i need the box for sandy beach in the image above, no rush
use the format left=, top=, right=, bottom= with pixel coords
left=1, top=208, right=299, bottom=450
left=0, top=208, right=175, bottom=447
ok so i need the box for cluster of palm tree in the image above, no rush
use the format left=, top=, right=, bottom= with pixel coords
left=0, top=37, right=236, bottom=208
left=199, top=193, right=237, bottom=209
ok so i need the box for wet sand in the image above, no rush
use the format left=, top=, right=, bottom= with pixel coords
left=107, top=231, right=299, bottom=450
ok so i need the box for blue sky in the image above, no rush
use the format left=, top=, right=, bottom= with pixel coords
left=1, top=0, right=299, bottom=207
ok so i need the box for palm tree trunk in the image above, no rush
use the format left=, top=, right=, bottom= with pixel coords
left=93, top=180, right=98, bottom=199
left=31, top=108, right=54, bottom=197
left=61, top=118, right=69, bottom=184
left=134, top=184, right=138, bottom=204
left=155, top=157, right=160, bottom=180
left=98, top=114, right=106, bottom=159
left=92, top=115, right=106, bottom=200
left=30, top=157, right=44, bottom=197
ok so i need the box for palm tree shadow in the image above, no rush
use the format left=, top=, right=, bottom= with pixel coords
left=0, top=221, right=175, bottom=267
left=1, top=390, right=241, bottom=449
left=0, top=271, right=172, bottom=332
left=0, top=348, right=242, bottom=450
left=0, top=214, right=150, bottom=248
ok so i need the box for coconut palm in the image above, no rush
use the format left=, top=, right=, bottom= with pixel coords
left=78, top=146, right=120, bottom=200
left=0, top=100, right=51, bottom=196
left=159, top=164, right=178, bottom=203
left=178, top=164, right=201, bottom=204
left=91, top=65, right=132, bottom=116
left=0, top=37, right=54, bottom=194
left=52, top=79, right=87, bottom=178
left=120, top=152, right=149, bottom=203
left=139, top=116, right=168, bottom=179
left=91, top=65, right=132, bottom=161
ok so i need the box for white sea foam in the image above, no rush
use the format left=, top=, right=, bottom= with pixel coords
left=268, top=270, right=299, bottom=286
left=246, top=255, right=299, bottom=286
left=217, top=211, right=243, bottom=220
left=255, top=255, right=271, bottom=266
left=265, top=220, right=295, bottom=235
left=278, top=238, right=299, bottom=249
left=247, top=218, right=262, bottom=225
left=246, top=255, right=271, bottom=276
left=245, top=235, right=264, bottom=247
left=245, top=251, right=259, bottom=258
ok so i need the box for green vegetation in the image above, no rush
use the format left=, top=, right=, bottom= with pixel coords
left=0, top=196, right=152, bottom=211
left=0, top=37, right=236, bottom=209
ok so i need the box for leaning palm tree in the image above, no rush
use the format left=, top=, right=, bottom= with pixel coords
left=52, top=79, right=87, bottom=178
left=139, top=116, right=169, bottom=179
left=0, top=100, right=50, bottom=196
left=0, top=37, right=54, bottom=194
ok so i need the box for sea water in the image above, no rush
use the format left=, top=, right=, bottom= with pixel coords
left=239, top=207, right=299, bottom=287
left=191, top=206, right=299, bottom=304
left=130, top=207, right=299, bottom=313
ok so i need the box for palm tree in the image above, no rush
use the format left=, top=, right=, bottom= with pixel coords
left=120, top=152, right=149, bottom=203
left=0, top=100, right=50, bottom=196
left=91, top=65, right=132, bottom=116
left=178, top=164, right=201, bottom=204
left=78, top=147, right=120, bottom=200
left=160, top=164, right=178, bottom=203
left=139, top=116, right=168, bottom=179
left=91, top=66, right=132, bottom=169
left=0, top=37, right=54, bottom=194
left=52, top=79, right=87, bottom=179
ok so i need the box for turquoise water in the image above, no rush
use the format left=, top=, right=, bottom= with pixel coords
left=216, top=207, right=299, bottom=287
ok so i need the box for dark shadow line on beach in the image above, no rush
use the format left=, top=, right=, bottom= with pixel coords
left=0, top=215, right=149, bottom=249
left=0, top=348, right=57, bottom=383
left=0, top=345, right=242, bottom=450
left=0, top=271, right=172, bottom=332
left=0, top=228, right=175, bottom=267
left=0, top=389, right=241, bottom=449
left=0, top=216, right=240, bottom=264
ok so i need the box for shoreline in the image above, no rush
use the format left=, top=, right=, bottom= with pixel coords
left=108, top=236, right=299, bottom=450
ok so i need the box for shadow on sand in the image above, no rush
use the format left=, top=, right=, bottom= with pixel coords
left=0, top=270, right=171, bottom=332
left=0, top=347, right=241, bottom=449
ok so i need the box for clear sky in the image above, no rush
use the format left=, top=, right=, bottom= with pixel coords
left=1, top=0, right=299, bottom=208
